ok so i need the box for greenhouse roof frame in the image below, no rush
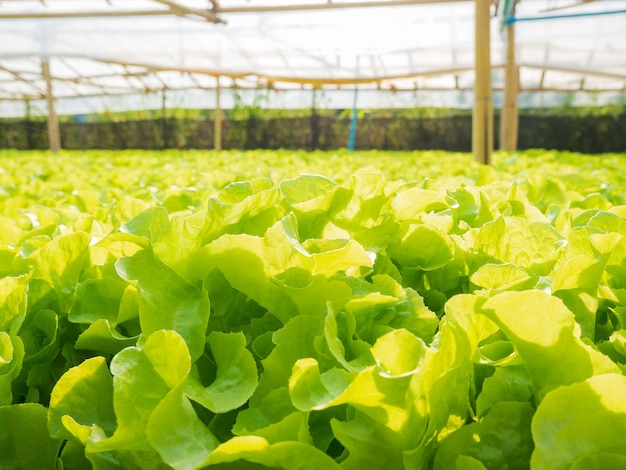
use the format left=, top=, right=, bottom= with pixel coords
left=0, top=0, right=626, bottom=164
left=1, top=0, right=625, bottom=158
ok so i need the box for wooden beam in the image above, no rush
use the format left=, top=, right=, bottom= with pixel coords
left=0, top=64, right=47, bottom=94
left=500, top=19, right=518, bottom=151
left=520, top=63, right=626, bottom=81
left=253, top=66, right=480, bottom=86
left=218, top=0, right=467, bottom=13
left=0, top=0, right=466, bottom=19
left=96, top=58, right=480, bottom=86
left=538, top=69, right=546, bottom=89
left=214, top=77, right=222, bottom=151
left=472, top=0, right=493, bottom=165
left=0, top=10, right=188, bottom=19
left=150, top=0, right=224, bottom=23
left=95, top=58, right=251, bottom=80
left=41, top=59, right=61, bottom=153
left=5, top=82, right=623, bottom=103
left=540, top=0, right=602, bottom=13
left=83, top=58, right=626, bottom=87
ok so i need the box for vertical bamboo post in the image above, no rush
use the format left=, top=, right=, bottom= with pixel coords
left=500, top=19, right=519, bottom=151
left=25, top=98, right=34, bottom=149
left=473, top=0, right=493, bottom=165
left=214, top=76, right=222, bottom=151
left=42, top=59, right=61, bottom=153
left=348, top=56, right=360, bottom=152
left=161, top=90, right=168, bottom=149
left=311, top=87, right=319, bottom=151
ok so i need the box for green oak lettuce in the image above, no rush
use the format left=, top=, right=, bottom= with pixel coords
left=0, top=150, right=625, bottom=469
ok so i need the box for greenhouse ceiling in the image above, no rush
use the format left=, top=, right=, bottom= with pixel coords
left=0, top=0, right=625, bottom=115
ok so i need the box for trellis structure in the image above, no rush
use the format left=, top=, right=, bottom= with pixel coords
left=1, top=0, right=625, bottom=162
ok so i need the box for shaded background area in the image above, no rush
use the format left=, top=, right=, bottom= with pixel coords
left=1, top=108, right=624, bottom=153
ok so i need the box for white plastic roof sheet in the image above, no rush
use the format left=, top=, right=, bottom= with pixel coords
left=0, top=0, right=625, bottom=115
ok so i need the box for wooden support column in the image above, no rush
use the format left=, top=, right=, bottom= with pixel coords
left=500, top=20, right=519, bottom=151
left=311, top=87, right=320, bottom=151
left=473, top=0, right=493, bottom=165
left=42, top=59, right=61, bottom=153
left=161, top=90, right=168, bottom=149
left=214, top=77, right=222, bottom=151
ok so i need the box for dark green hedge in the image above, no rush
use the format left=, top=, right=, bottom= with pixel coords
left=1, top=109, right=624, bottom=153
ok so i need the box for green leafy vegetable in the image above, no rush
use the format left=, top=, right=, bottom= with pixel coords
left=0, top=403, right=63, bottom=469
left=532, top=373, right=626, bottom=469
left=0, top=149, right=625, bottom=468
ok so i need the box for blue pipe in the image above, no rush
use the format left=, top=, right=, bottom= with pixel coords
left=348, top=86, right=358, bottom=152
left=498, top=0, right=516, bottom=22
left=505, top=9, right=626, bottom=24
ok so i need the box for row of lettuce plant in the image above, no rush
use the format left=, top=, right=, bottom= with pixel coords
left=0, top=150, right=625, bottom=469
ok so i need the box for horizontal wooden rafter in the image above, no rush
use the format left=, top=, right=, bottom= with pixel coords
left=215, top=0, right=468, bottom=13
left=0, top=0, right=462, bottom=20
left=1, top=57, right=624, bottom=103
left=8, top=84, right=626, bottom=102
left=150, top=0, right=223, bottom=23
left=519, top=62, right=626, bottom=81
left=0, top=9, right=183, bottom=19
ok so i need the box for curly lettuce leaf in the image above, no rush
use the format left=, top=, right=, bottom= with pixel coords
left=532, top=373, right=626, bottom=469
left=0, top=403, right=63, bottom=470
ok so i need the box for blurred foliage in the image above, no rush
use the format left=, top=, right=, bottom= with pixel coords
left=0, top=105, right=624, bottom=153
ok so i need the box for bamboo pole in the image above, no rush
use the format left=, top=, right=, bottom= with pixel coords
left=519, top=63, right=626, bottom=81
left=472, top=0, right=493, bottom=165
left=214, top=77, right=222, bottom=151
left=0, top=10, right=190, bottom=19
left=348, top=57, right=361, bottom=152
left=96, top=58, right=626, bottom=86
left=151, top=0, right=222, bottom=23
left=218, top=0, right=467, bottom=13
left=311, top=88, right=319, bottom=151
left=42, top=59, right=61, bottom=153
left=98, top=57, right=481, bottom=87
left=500, top=19, right=519, bottom=151
left=161, top=90, right=168, bottom=149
